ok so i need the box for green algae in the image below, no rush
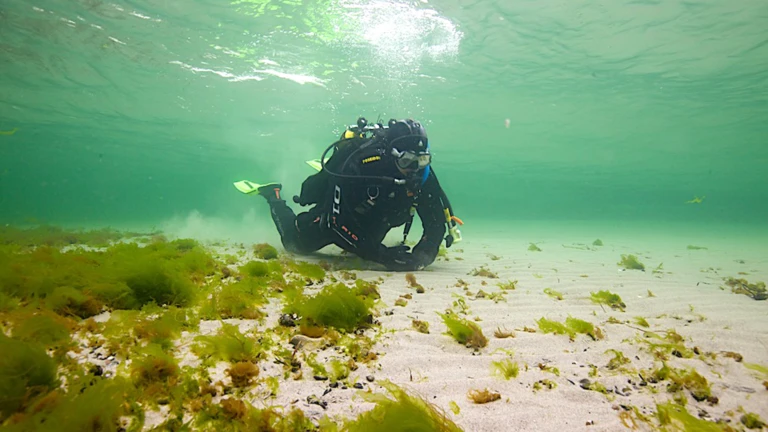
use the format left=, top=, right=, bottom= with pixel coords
left=543, top=288, right=563, bottom=300
left=200, top=278, right=268, bottom=320
left=491, top=359, right=519, bottom=380
left=290, top=282, right=375, bottom=333
left=133, top=306, right=199, bottom=350
left=2, top=377, right=135, bottom=432
left=194, top=323, right=270, bottom=364
left=195, top=398, right=317, bottom=432
left=253, top=243, right=279, bottom=260
left=0, top=334, right=59, bottom=422
left=634, top=316, right=650, bottom=327
left=439, top=312, right=488, bottom=348
left=0, top=225, right=153, bottom=249
left=345, top=381, right=464, bottom=432
left=618, top=254, right=645, bottom=271
left=640, top=330, right=695, bottom=360
left=741, top=412, right=766, bottom=429
left=590, top=290, right=626, bottom=311
left=130, top=343, right=180, bottom=387
left=496, top=280, right=518, bottom=290
left=528, top=243, right=542, bottom=252
left=605, top=349, right=631, bottom=371
left=536, top=317, right=602, bottom=341
left=412, top=319, right=430, bottom=334
left=724, top=277, right=767, bottom=300
left=656, top=402, right=725, bottom=431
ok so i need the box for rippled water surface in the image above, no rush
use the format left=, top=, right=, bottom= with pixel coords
left=1, top=0, right=766, bottom=230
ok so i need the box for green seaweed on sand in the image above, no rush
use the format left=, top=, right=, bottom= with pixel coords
left=605, top=349, right=631, bottom=371
left=655, top=401, right=725, bottom=431
left=497, top=280, right=518, bottom=290
left=528, top=243, right=542, bottom=252
left=536, top=317, right=603, bottom=341
left=469, top=265, right=498, bottom=278
left=194, top=398, right=317, bottom=431
left=412, top=320, right=430, bottom=334
left=724, top=277, right=767, bottom=300
left=618, top=254, right=645, bottom=271
left=344, top=381, right=463, bottom=431
left=590, top=290, right=626, bottom=311
left=543, top=288, right=563, bottom=300
left=741, top=412, right=766, bottom=429
left=252, top=243, right=279, bottom=260
left=200, top=278, right=268, bottom=320
left=438, top=312, right=487, bottom=348
left=0, top=334, right=59, bottom=422
left=491, top=359, right=519, bottom=380
left=193, top=323, right=270, bottom=364
left=288, top=283, right=376, bottom=333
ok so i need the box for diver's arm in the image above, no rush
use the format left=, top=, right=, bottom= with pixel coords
left=410, top=172, right=447, bottom=269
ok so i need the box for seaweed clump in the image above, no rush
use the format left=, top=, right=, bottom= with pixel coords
left=536, top=317, right=603, bottom=341
left=344, top=381, right=463, bottom=431
left=252, top=243, right=278, bottom=260
left=741, top=413, right=766, bottom=429
left=439, top=312, right=488, bottom=349
left=590, top=290, right=626, bottom=311
left=469, top=266, right=498, bottom=278
left=618, top=254, right=645, bottom=271
left=543, top=288, right=563, bottom=300
left=491, top=359, right=519, bottom=380
left=655, top=402, right=724, bottom=431
left=405, top=273, right=425, bottom=293
left=289, top=282, right=376, bottom=333
left=195, top=398, right=316, bottom=431
left=468, top=389, right=501, bottom=404
left=724, top=277, right=767, bottom=300
left=412, top=319, right=430, bottom=334
left=0, top=334, right=59, bottom=421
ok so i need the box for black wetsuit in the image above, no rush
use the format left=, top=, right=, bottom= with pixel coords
left=264, top=137, right=447, bottom=271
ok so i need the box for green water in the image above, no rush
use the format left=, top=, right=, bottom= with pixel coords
left=1, top=0, right=767, bottom=235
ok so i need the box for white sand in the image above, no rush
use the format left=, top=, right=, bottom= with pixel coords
left=227, top=221, right=768, bottom=431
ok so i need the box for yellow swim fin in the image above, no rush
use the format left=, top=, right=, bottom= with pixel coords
left=233, top=180, right=279, bottom=195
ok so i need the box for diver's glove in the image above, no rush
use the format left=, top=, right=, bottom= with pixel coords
left=381, top=245, right=427, bottom=272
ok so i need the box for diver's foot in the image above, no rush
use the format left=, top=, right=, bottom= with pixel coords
left=257, top=183, right=283, bottom=201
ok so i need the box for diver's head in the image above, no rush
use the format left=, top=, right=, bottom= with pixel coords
left=386, top=118, right=431, bottom=174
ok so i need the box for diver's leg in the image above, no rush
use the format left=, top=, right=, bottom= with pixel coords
left=258, top=184, right=332, bottom=255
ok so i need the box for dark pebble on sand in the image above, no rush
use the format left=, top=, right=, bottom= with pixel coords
left=580, top=379, right=591, bottom=390
left=279, top=314, right=296, bottom=327
left=329, top=382, right=339, bottom=388
left=366, top=375, right=374, bottom=382
left=314, top=375, right=328, bottom=381
left=353, top=383, right=364, bottom=389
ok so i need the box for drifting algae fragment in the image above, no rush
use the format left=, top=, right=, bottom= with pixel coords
left=543, top=288, right=563, bottom=300
left=618, top=254, right=645, bottom=271
left=439, top=312, right=488, bottom=348
left=590, top=290, right=626, bottom=311
left=345, top=381, right=464, bottom=431
left=492, top=359, right=520, bottom=380
left=468, top=389, right=501, bottom=404
left=724, top=277, right=767, bottom=300
left=412, top=319, right=430, bottom=334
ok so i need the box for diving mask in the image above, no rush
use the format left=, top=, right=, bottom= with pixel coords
left=394, top=148, right=431, bottom=171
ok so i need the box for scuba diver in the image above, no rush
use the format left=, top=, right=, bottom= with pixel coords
left=234, top=117, right=462, bottom=272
